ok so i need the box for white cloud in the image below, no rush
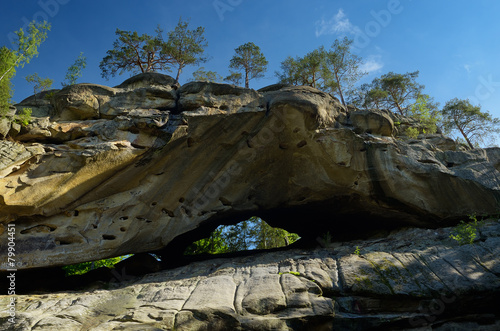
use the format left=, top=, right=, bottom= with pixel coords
left=315, top=9, right=361, bottom=37
left=360, top=56, right=384, bottom=73
left=464, top=64, right=471, bottom=74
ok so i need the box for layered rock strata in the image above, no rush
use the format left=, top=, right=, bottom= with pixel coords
left=1, top=221, right=499, bottom=330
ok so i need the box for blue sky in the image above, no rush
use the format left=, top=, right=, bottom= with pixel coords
left=2, top=0, right=500, bottom=122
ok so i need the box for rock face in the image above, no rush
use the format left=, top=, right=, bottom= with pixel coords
left=1, top=72, right=500, bottom=270
left=1, top=221, right=500, bottom=330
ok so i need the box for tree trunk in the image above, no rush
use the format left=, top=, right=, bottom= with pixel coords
left=334, top=72, right=346, bottom=107
left=458, top=125, right=474, bottom=149
left=245, top=69, right=249, bottom=88
left=0, top=66, right=15, bottom=83
left=396, top=102, right=404, bottom=116
left=175, top=67, right=181, bottom=83
left=283, top=235, right=290, bottom=246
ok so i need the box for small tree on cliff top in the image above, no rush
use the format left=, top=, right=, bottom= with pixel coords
left=441, top=98, right=500, bottom=148
left=99, top=27, right=171, bottom=79
left=276, top=38, right=365, bottom=107
left=359, top=71, right=424, bottom=116
left=322, top=37, right=366, bottom=107
left=62, top=52, right=87, bottom=87
left=25, top=73, right=53, bottom=102
left=99, top=19, right=207, bottom=82
left=0, top=21, right=50, bottom=115
left=228, top=42, right=268, bottom=88
left=166, top=19, right=208, bottom=82
left=276, top=47, right=327, bottom=89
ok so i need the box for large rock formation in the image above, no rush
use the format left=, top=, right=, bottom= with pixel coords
left=1, top=73, right=500, bottom=270
left=1, top=220, right=500, bottom=330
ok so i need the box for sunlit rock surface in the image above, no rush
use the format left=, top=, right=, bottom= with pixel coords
left=1, top=221, right=499, bottom=330
left=1, top=72, right=500, bottom=270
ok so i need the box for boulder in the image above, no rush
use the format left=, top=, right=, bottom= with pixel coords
left=0, top=118, right=10, bottom=138
left=15, top=89, right=58, bottom=118
left=350, top=109, right=394, bottom=136
left=115, top=72, right=180, bottom=89
left=52, top=84, right=115, bottom=120
left=178, top=81, right=265, bottom=114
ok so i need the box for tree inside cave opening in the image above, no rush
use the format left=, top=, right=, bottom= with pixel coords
left=184, top=216, right=300, bottom=255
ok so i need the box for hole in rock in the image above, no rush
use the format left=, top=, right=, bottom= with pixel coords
left=156, top=198, right=431, bottom=267
left=102, top=234, right=116, bottom=240
left=57, top=239, right=74, bottom=245
left=20, top=224, right=57, bottom=234
left=296, top=140, right=307, bottom=148
left=183, top=217, right=301, bottom=256
left=162, top=208, right=175, bottom=217
left=61, top=254, right=133, bottom=277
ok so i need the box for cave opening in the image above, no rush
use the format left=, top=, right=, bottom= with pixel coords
left=183, top=216, right=301, bottom=256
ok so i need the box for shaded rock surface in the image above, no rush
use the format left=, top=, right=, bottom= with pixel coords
left=1, top=73, right=500, bottom=270
left=1, top=221, right=500, bottom=330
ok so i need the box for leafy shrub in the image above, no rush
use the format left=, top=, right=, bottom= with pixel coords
left=44, top=91, right=56, bottom=101
left=449, top=215, right=482, bottom=245
left=15, top=108, right=32, bottom=127
left=405, top=127, right=419, bottom=139
left=62, top=255, right=130, bottom=276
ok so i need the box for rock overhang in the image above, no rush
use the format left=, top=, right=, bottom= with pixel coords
left=2, top=73, right=500, bottom=270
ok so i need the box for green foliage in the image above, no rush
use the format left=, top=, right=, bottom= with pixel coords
left=276, top=37, right=366, bottom=107
left=322, top=37, right=367, bottom=107
left=62, top=52, right=87, bottom=87
left=44, top=91, right=56, bottom=101
left=0, top=21, right=51, bottom=83
left=441, top=98, right=500, bottom=149
left=408, top=94, right=440, bottom=134
left=224, top=71, right=243, bottom=86
left=167, top=18, right=208, bottom=82
left=100, top=19, right=207, bottom=82
left=62, top=255, right=130, bottom=276
left=0, top=21, right=50, bottom=115
left=276, top=47, right=327, bottom=89
left=15, top=108, right=32, bottom=127
left=405, top=127, right=419, bottom=139
left=254, top=218, right=300, bottom=250
left=356, top=71, right=424, bottom=115
left=279, top=271, right=301, bottom=276
left=100, top=27, right=169, bottom=78
left=449, top=215, right=483, bottom=245
left=185, top=217, right=299, bottom=255
left=25, top=73, right=53, bottom=102
left=190, top=67, right=223, bottom=83
left=184, top=228, right=229, bottom=255
left=354, top=246, right=361, bottom=256
left=228, top=42, right=268, bottom=88
left=0, top=47, right=16, bottom=115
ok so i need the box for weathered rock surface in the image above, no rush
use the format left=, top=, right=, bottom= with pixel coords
left=1, top=221, right=499, bottom=330
left=1, top=73, right=500, bottom=270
